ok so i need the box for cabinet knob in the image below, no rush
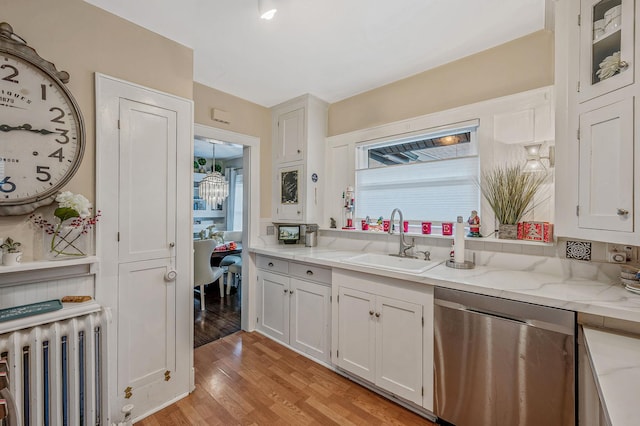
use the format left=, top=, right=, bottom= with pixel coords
left=289, top=290, right=294, bottom=294
left=306, top=270, right=313, bottom=275
left=268, top=262, right=274, bottom=267
left=369, top=310, right=374, bottom=316
left=283, top=288, right=288, bottom=294
left=619, top=60, right=630, bottom=71
left=297, top=211, right=301, bottom=215
left=617, top=208, right=629, bottom=216
left=375, top=312, right=381, bottom=318
left=297, top=149, right=301, bottom=153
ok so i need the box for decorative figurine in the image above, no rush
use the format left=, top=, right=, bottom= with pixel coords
left=467, top=210, right=481, bottom=237
left=330, top=217, right=337, bottom=229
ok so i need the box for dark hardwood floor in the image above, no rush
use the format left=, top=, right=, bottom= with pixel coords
left=138, top=331, right=436, bottom=425
left=194, top=281, right=241, bottom=348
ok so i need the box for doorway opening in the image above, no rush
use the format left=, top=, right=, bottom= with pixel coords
left=193, top=136, right=244, bottom=347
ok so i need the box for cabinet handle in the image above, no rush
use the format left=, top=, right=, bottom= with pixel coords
left=268, top=262, right=274, bottom=267
left=369, top=310, right=374, bottom=316
left=617, top=208, right=629, bottom=216
left=375, top=312, right=380, bottom=318
left=289, top=290, right=294, bottom=294
left=619, top=60, right=629, bottom=71
left=297, top=149, right=301, bottom=153
left=306, top=270, right=313, bottom=275
left=297, top=211, right=301, bottom=215
left=283, top=288, right=288, bottom=294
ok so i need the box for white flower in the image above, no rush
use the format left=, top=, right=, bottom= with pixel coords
left=56, top=191, right=92, bottom=217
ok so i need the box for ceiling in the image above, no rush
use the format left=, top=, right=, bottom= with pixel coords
left=84, top=0, right=547, bottom=108
left=194, top=137, right=243, bottom=160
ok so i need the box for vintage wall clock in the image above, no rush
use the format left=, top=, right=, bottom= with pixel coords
left=0, top=22, right=85, bottom=215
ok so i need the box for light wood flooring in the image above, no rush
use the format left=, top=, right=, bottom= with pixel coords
left=138, top=331, right=436, bottom=425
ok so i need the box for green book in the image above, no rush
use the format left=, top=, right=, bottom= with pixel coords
left=0, top=299, right=63, bottom=323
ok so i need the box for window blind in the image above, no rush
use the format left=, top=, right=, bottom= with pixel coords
left=356, top=156, right=479, bottom=222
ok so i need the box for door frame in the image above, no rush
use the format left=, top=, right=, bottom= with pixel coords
left=95, top=73, right=193, bottom=422
left=193, top=124, right=260, bottom=336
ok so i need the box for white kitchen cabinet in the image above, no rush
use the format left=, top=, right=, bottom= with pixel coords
left=332, top=269, right=433, bottom=409
left=555, top=0, right=640, bottom=244
left=578, top=0, right=634, bottom=103
left=578, top=98, right=634, bottom=232
left=271, top=94, right=328, bottom=224
left=256, top=255, right=332, bottom=363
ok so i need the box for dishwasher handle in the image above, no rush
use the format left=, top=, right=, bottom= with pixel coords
left=435, top=297, right=575, bottom=336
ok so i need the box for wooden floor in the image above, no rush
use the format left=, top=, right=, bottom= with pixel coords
left=138, top=331, right=436, bottom=425
left=193, top=283, right=241, bottom=348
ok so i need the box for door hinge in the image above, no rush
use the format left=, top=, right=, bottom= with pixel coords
left=577, top=81, right=581, bottom=93
left=577, top=128, right=580, bottom=140
left=124, top=386, right=132, bottom=399
left=117, top=119, right=120, bottom=129
left=337, top=295, right=339, bottom=303
left=117, top=232, right=120, bottom=242
left=576, top=205, right=580, bottom=216
left=256, top=316, right=259, bottom=323
left=164, top=370, right=171, bottom=381
left=422, top=317, right=424, bottom=327
left=422, top=386, right=424, bottom=396
left=577, top=14, right=581, bottom=26
left=337, top=349, right=339, bottom=358
left=330, top=295, right=332, bottom=303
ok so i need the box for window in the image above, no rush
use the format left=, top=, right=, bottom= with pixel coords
left=355, top=120, right=480, bottom=222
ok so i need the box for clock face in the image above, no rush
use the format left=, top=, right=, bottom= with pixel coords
left=0, top=51, right=84, bottom=215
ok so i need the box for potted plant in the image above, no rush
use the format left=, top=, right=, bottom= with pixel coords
left=1, top=237, right=23, bottom=266
left=479, top=164, right=548, bottom=239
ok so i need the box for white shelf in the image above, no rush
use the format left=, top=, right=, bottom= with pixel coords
left=0, top=256, right=99, bottom=287
left=0, top=300, right=102, bottom=335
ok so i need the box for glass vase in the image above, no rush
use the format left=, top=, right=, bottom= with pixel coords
left=44, top=225, right=91, bottom=260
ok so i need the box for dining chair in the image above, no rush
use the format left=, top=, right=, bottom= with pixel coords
left=193, top=239, right=225, bottom=310
left=226, top=259, right=242, bottom=295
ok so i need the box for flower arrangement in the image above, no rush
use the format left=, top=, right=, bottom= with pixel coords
left=596, top=51, right=622, bottom=81
left=30, top=191, right=101, bottom=258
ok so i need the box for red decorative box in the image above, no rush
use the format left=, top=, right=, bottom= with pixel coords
left=518, top=222, right=553, bottom=242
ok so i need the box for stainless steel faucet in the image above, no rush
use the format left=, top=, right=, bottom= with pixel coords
left=388, top=208, right=415, bottom=257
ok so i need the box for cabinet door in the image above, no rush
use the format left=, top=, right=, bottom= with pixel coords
left=257, top=271, right=290, bottom=343
left=289, top=279, right=331, bottom=363
left=275, top=164, right=304, bottom=222
left=276, top=107, right=305, bottom=163
left=579, top=0, right=634, bottom=102
left=578, top=98, right=634, bottom=232
left=337, top=287, right=376, bottom=382
left=375, top=296, right=423, bottom=405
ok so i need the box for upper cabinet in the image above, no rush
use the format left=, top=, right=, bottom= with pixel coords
left=578, top=0, right=634, bottom=102
left=555, top=0, right=639, bottom=244
left=271, top=94, right=328, bottom=224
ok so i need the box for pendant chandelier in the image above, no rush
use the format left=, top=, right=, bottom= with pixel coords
left=198, top=142, right=229, bottom=206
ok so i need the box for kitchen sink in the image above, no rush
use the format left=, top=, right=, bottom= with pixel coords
left=340, top=252, right=442, bottom=274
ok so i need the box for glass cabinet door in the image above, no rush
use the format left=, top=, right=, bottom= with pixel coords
left=579, top=0, right=634, bottom=102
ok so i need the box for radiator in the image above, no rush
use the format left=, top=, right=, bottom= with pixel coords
left=0, top=309, right=105, bottom=426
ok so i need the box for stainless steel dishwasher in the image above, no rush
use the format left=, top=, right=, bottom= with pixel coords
left=434, top=287, right=575, bottom=426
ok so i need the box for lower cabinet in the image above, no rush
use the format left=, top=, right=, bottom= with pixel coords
left=332, top=269, right=434, bottom=409
left=256, top=255, right=331, bottom=363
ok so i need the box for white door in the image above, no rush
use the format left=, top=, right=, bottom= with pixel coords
left=257, top=270, right=290, bottom=342
left=95, top=74, right=192, bottom=423
left=375, top=296, right=423, bottom=404
left=275, top=164, right=304, bottom=222
left=289, top=279, right=331, bottom=363
left=578, top=98, right=634, bottom=232
left=337, top=287, right=375, bottom=382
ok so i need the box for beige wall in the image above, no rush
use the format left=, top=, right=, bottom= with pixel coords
left=328, top=30, right=554, bottom=136
left=2, top=0, right=193, bottom=259
left=193, top=83, right=272, bottom=216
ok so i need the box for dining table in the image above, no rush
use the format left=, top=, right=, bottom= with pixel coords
left=210, top=243, right=242, bottom=267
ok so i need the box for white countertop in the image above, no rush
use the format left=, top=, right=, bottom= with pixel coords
left=583, top=327, right=640, bottom=426
left=250, top=245, right=640, bottom=323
